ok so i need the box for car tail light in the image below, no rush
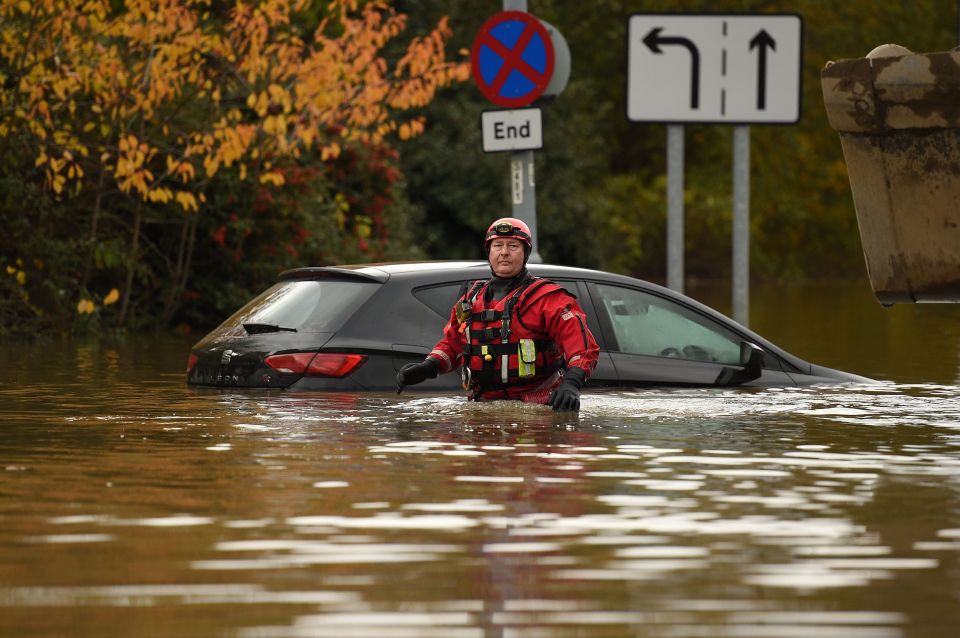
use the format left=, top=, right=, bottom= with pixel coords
left=265, top=352, right=367, bottom=378
left=187, top=353, right=198, bottom=373
left=307, top=353, right=367, bottom=377
left=264, top=352, right=315, bottom=374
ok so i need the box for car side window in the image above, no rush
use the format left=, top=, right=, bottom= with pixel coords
left=413, top=283, right=466, bottom=319
left=592, top=283, right=742, bottom=364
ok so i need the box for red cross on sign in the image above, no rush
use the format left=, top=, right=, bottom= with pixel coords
left=471, top=11, right=555, bottom=108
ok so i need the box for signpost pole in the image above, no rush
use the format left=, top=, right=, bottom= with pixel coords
left=667, top=125, right=685, bottom=294
left=511, top=152, right=541, bottom=263
left=732, top=125, right=750, bottom=326
left=502, top=0, right=542, bottom=263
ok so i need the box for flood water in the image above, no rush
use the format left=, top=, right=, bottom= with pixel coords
left=2, top=282, right=960, bottom=638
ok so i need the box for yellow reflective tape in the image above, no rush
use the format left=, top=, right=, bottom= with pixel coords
left=518, top=339, right=536, bottom=378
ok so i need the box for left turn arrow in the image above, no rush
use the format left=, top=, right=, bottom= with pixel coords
left=643, top=27, right=701, bottom=110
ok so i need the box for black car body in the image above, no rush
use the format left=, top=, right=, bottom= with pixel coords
left=186, top=261, right=872, bottom=391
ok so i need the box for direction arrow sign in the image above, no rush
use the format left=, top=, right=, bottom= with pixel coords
left=627, top=14, right=803, bottom=124
left=471, top=11, right=555, bottom=108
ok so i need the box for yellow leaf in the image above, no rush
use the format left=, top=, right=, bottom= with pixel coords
left=103, top=288, right=120, bottom=305
left=320, top=143, right=341, bottom=161
left=203, top=156, right=219, bottom=178
left=76, top=299, right=96, bottom=315
left=175, top=191, right=199, bottom=212
left=259, top=171, right=285, bottom=187
left=16, top=271, right=26, bottom=285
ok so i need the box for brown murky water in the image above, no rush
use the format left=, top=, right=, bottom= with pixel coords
left=2, top=283, right=960, bottom=638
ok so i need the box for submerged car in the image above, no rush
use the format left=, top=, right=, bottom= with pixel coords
left=186, top=261, right=871, bottom=391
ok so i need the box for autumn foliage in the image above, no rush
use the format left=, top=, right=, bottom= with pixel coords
left=0, top=0, right=468, bottom=335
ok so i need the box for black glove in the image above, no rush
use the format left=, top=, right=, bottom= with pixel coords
left=547, top=367, right=586, bottom=412
left=396, top=358, right=440, bottom=394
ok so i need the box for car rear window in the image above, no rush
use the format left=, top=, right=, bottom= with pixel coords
left=197, top=279, right=380, bottom=342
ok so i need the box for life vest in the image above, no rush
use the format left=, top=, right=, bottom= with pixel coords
left=458, top=275, right=566, bottom=396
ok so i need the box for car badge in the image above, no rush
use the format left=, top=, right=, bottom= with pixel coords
left=221, top=349, right=235, bottom=365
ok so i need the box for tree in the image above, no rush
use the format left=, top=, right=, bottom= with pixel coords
left=0, top=0, right=468, bottom=335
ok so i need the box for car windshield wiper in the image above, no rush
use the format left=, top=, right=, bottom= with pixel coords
left=243, top=322, right=298, bottom=334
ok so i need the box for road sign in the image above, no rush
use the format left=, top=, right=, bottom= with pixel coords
left=627, top=13, right=803, bottom=124
left=471, top=11, right=555, bottom=108
left=481, top=108, right=542, bottom=153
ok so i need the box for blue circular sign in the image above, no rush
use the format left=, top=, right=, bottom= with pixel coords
left=471, top=11, right=555, bottom=108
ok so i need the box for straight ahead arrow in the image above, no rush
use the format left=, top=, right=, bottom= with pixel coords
left=749, top=29, right=776, bottom=110
left=643, top=27, right=700, bottom=110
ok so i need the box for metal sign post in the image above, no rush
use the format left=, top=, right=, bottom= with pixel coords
left=511, top=152, right=540, bottom=262
left=732, top=125, right=750, bottom=325
left=667, top=125, right=685, bottom=294
left=626, top=13, right=803, bottom=325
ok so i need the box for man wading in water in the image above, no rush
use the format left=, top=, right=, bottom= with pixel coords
left=396, top=217, right=599, bottom=412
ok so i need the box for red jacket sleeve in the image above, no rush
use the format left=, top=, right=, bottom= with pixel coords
left=425, top=302, right=466, bottom=374
left=522, top=290, right=600, bottom=379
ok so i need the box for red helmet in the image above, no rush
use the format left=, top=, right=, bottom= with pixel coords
left=484, top=217, right=532, bottom=253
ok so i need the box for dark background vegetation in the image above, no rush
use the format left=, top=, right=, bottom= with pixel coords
left=400, top=0, right=957, bottom=278
left=2, top=0, right=957, bottom=338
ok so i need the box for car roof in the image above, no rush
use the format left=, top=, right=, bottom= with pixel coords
left=281, top=260, right=660, bottom=284
left=279, top=260, right=725, bottom=328
left=284, top=260, right=695, bottom=300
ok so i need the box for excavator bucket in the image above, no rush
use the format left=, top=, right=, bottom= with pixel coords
left=822, top=46, right=960, bottom=304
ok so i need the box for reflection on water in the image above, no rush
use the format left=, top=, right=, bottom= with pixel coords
left=1, top=282, right=960, bottom=638
left=3, top=379, right=960, bottom=638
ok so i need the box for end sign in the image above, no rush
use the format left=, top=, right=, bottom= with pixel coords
left=481, top=108, right=542, bottom=153
left=627, top=14, right=803, bottom=124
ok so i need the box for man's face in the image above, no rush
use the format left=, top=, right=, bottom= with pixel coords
left=488, top=238, right=525, bottom=278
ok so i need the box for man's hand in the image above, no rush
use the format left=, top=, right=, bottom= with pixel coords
left=396, top=358, right=440, bottom=394
left=547, top=367, right=585, bottom=412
